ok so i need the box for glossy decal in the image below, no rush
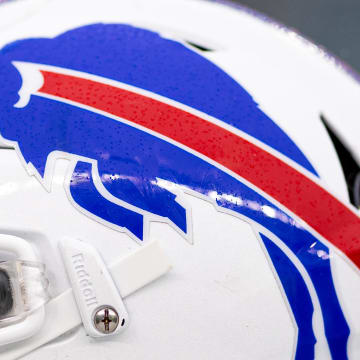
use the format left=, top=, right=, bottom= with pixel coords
left=261, top=233, right=316, bottom=360
left=0, top=24, right=357, bottom=359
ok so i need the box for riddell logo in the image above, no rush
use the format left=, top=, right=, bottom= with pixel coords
left=71, top=253, right=98, bottom=308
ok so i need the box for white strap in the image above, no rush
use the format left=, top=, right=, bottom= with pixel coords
left=110, top=239, right=172, bottom=298
left=1, top=240, right=171, bottom=360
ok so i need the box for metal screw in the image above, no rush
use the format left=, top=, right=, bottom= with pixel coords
left=93, top=306, right=119, bottom=334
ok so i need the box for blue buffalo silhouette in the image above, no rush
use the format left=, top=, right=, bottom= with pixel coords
left=0, top=24, right=350, bottom=358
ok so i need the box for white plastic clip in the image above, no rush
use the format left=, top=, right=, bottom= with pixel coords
left=60, top=238, right=129, bottom=338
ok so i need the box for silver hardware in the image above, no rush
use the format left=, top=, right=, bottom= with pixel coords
left=93, top=306, right=120, bottom=334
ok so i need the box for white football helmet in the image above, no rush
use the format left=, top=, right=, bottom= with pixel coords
left=0, top=0, right=359, bottom=359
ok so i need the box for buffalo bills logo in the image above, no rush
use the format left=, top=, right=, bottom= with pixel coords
left=0, top=24, right=358, bottom=359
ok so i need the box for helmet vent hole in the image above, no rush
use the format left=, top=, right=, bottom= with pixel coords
left=185, top=41, right=213, bottom=52
left=320, top=113, right=360, bottom=208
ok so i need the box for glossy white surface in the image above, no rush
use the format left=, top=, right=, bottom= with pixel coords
left=0, top=0, right=359, bottom=359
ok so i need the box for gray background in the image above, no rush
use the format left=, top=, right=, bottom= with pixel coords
left=229, top=0, right=360, bottom=74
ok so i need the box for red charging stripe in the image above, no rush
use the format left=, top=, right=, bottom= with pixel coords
left=39, top=70, right=360, bottom=269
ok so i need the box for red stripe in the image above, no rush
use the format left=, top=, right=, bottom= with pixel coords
left=39, top=70, right=360, bottom=268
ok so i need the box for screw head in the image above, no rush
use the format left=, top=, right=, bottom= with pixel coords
left=93, top=306, right=119, bottom=334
